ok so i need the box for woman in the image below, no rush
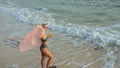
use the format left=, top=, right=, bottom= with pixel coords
left=19, top=23, right=55, bottom=68
left=40, top=23, right=54, bottom=68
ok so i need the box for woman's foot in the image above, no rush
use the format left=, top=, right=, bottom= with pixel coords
left=49, top=65, right=57, bottom=68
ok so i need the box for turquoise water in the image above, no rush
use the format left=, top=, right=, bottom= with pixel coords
left=40, top=0, right=120, bottom=25
left=0, top=0, right=120, bottom=68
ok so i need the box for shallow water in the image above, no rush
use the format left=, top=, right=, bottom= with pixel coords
left=0, top=0, right=120, bottom=68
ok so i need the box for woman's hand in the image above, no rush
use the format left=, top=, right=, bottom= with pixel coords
left=48, top=32, right=53, bottom=38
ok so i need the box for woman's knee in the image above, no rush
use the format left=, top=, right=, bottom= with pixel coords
left=41, top=55, right=46, bottom=60
left=49, top=55, right=54, bottom=61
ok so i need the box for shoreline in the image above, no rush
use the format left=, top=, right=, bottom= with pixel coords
left=0, top=12, right=105, bottom=68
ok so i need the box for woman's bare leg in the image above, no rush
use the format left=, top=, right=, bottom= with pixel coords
left=46, top=53, right=54, bottom=68
left=41, top=56, right=46, bottom=68
left=41, top=48, right=54, bottom=68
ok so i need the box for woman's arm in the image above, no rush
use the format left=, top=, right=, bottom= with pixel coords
left=47, top=32, right=53, bottom=38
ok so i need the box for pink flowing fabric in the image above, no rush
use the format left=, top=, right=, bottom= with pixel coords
left=19, top=25, right=45, bottom=52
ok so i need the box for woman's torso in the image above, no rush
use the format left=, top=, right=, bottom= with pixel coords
left=40, top=35, right=48, bottom=48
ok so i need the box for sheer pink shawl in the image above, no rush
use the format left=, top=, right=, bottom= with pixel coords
left=19, top=25, right=45, bottom=52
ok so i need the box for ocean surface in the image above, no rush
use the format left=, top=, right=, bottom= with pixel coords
left=0, top=0, right=120, bottom=68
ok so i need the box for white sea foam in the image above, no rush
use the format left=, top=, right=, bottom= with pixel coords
left=6, top=64, right=18, bottom=68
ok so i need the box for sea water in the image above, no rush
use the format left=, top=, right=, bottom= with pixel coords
left=0, top=0, right=120, bottom=68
